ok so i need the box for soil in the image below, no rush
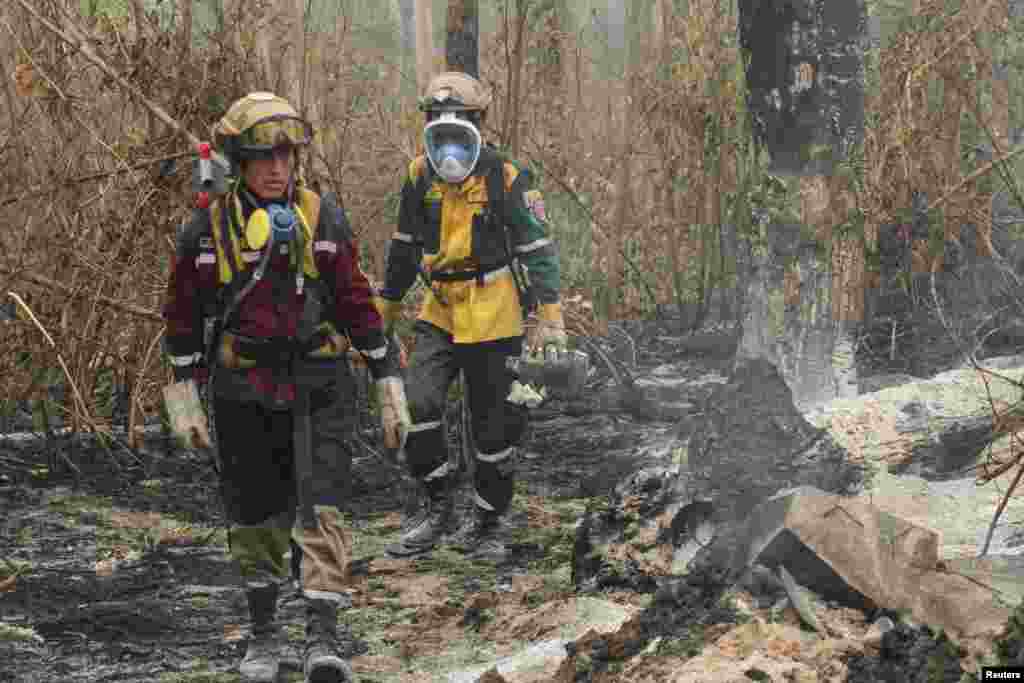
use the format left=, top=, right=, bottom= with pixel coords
left=0, top=319, right=1004, bottom=682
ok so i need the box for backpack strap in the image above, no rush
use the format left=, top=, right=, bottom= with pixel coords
left=213, top=194, right=242, bottom=285
left=483, top=149, right=509, bottom=234
left=407, top=157, right=435, bottom=225
left=481, top=147, right=535, bottom=315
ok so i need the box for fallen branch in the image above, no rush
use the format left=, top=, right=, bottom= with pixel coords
left=974, top=402, right=1024, bottom=485
left=0, top=453, right=34, bottom=469
left=941, top=264, right=1024, bottom=556
left=572, top=333, right=635, bottom=393
left=979, top=441, right=1024, bottom=558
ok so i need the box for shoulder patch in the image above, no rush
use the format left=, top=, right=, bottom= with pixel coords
left=524, top=190, right=546, bottom=222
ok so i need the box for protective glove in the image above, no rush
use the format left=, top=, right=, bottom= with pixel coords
left=527, top=301, right=568, bottom=356
left=375, top=376, right=411, bottom=455
left=162, top=379, right=213, bottom=450
left=373, top=296, right=404, bottom=334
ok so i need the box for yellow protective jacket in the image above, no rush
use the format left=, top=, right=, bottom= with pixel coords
left=379, top=146, right=561, bottom=344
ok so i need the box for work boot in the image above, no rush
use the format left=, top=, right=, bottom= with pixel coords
left=303, top=598, right=354, bottom=683
left=384, top=480, right=453, bottom=558
left=398, top=480, right=426, bottom=534
left=239, top=583, right=282, bottom=683
left=447, top=507, right=506, bottom=560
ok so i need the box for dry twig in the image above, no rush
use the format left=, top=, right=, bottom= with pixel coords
left=0, top=269, right=161, bottom=323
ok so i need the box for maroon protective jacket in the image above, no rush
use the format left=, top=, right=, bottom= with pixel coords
left=162, top=189, right=396, bottom=404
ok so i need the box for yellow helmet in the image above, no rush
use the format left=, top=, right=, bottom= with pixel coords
left=212, top=92, right=313, bottom=163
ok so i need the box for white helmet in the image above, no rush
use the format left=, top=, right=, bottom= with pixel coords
left=419, top=72, right=491, bottom=184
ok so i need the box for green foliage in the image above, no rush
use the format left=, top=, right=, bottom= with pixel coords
left=0, top=624, right=43, bottom=644
left=865, top=242, right=882, bottom=271
left=924, top=629, right=966, bottom=682
left=0, top=558, right=32, bottom=580
left=523, top=523, right=576, bottom=575
left=539, top=187, right=609, bottom=305
left=79, top=0, right=127, bottom=17
left=655, top=625, right=711, bottom=659
left=835, top=207, right=868, bottom=243
left=728, top=134, right=773, bottom=241
left=995, top=596, right=1024, bottom=664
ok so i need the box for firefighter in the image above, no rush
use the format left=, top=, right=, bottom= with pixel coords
left=162, top=92, right=410, bottom=683
left=375, top=72, right=566, bottom=560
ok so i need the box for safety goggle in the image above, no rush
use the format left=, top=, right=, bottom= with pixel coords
left=238, top=116, right=313, bottom=151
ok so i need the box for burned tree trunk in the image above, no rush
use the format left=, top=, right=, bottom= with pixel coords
left=735, top=0, right=867, bottom=411
left=674, top=0, right=871, bottom=543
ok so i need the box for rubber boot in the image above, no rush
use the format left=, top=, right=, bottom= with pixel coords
left=398, top=480, right=426, bottom=535
left=384, top=478, right=453, bottom=558
left=448, top=505, right=506, bottom=559
left=303, top=598, right=354, bottom=683
left=239, top=583, right=282, bottom=683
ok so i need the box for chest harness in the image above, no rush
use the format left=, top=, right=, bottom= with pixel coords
left=408, top=150, right=534, bottom=315
left=205, top=184, right=343, bottom=369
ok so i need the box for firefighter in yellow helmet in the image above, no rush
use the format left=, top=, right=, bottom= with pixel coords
left=162, top=92, right=409, bottom=683
left=375, top=72, right=567, bottom=560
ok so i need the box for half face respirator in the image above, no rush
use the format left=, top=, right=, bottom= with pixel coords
left=242, top=201, right=306, bottom=294
left=246, top=202, right=297, bottom=251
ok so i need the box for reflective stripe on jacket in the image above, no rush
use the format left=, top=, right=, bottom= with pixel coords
left=381, top=148, right=561, bottom=344
left=162, top=187, right=396, bottom=392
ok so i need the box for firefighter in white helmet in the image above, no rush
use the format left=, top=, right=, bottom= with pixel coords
left=375, top=72, right=566, bottom=560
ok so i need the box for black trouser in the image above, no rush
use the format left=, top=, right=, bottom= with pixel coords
left=211, top=360, right=358, bottom=602
left=402, top=320, right=527, bottom=515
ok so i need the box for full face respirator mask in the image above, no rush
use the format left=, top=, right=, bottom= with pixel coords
left=423, top=112, right=482, bottom=184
